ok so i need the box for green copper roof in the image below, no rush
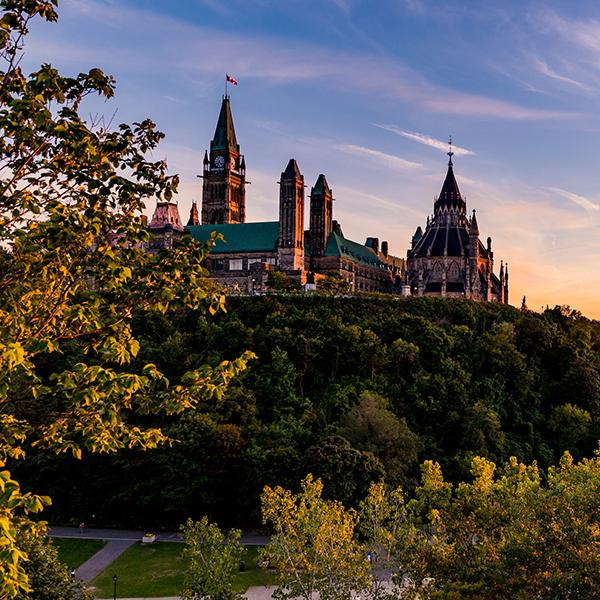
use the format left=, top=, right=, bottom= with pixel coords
left=187, top=222, right=279, bottom=253
left=211, top=96, right=238, bottom=153
left=324, top=232, right=387, bottom=269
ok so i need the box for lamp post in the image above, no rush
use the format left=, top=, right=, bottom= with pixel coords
left=112, top=574, right=117, bottom=600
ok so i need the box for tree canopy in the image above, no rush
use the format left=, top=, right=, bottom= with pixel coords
left=0, top=1, right=250, bottom=595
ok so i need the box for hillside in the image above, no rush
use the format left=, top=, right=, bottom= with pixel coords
left=19, top=296, right=600, bottom=527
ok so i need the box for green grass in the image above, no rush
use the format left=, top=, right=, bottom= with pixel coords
left=234, top=546, right=277, bottom=591
left=52, top=537, right=105, bottom=569
left=91, top=542, right=275, bottom=598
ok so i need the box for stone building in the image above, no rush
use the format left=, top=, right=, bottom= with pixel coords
left=147, top=95, right=508, bottom=302
left=148, top=95, right=405, bottom=294
left=406, top=147, right=508, bottom=302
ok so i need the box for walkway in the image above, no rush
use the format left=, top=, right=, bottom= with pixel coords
left=48, top=525, right=269, bottom=545
left=76, top=539, right=136, bottom=582
left=48, top=526, right=273, bottom=596
left=95, top=589, right=276, bottom=600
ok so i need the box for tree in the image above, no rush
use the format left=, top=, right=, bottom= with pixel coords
left=302, top=435, right=384, bottom=507
left=261, top=474, right=372, bottom=600
left=180, top=517, right=244, bottom=600
left=15, top=524, right=92, bottom=600
left=0, top=2, right=251, bottom=595
left=359, top=482, right=411, bottom=600
left=397, top=451, right=600, bottom=599
left=342, top=392, right=419, bottom=484
left=266, top=271, right=300, bottom=293
left=548, top=403, right=592, bottom=455
left=317, top=273, right=350, bottom=296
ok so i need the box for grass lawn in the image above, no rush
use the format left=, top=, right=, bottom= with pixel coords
left=91, top=542, right=276, bottom=598
left=52, top=537, right=105, bottom=569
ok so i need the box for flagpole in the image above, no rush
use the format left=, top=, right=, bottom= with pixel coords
left=225, top=73, right=227, bottom=98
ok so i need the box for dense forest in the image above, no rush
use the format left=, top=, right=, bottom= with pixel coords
left=18, top=295, right=600, bottom=528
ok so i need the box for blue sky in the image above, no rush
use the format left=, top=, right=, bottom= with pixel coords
left=27, top=0, right=600, bottom=317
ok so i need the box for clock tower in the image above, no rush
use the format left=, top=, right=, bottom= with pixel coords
left=201, top=95, right=246, bottom=224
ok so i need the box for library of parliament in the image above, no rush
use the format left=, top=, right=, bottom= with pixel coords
left=147, top=95, right=509, bottom=303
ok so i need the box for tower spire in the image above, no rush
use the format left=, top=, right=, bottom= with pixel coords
left=447, top=135, right=454, bottom=167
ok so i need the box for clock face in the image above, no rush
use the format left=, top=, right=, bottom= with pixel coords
left=213, top=155, right=225, bottom=169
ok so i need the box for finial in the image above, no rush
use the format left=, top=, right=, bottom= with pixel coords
left=447, top=135, right=454, bottom=166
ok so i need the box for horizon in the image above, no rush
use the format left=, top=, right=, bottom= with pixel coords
left=26, top=0, right=600, bottom=318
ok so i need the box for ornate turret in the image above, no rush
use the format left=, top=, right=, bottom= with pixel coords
left=147, top=200, right=185, bottom=253
left=211, top=95, right=238, bottom=154
left=187, top=200, right=200, bottom=227
left=278, top=158, right=305, bottom=272
left=201, top=95, right=246, bottom=225
left=469, top=209, right=479, bottom=236
left=149, top=201, right=183, bottom=230
left=309, top=174, right=333, bottom=258
left=434, top=140, right=466, bottom=216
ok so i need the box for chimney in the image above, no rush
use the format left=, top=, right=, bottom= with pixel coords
left=381, top=241, right=389, bottom=257
left=365, top=237, right=379, bottom=254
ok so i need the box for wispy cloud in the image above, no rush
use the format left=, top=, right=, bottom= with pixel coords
left=375, top=125, right=475, bottom=156
left=335, top=144, right=422, bottom=171
left=39, top=0, right=577, bottom=122
left=540, top=11, right=600, bottom=55
left=544, top=186, right=600, bottom=212
left=532, top=57, right=591, bottom=92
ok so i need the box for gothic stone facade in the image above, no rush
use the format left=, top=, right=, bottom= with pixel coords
left=406, top=151, right=508, bottom=303
left=148, top=96, right=508, bottom=302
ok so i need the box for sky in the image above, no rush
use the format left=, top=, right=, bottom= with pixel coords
left=25, top=0, right=600, bottom=318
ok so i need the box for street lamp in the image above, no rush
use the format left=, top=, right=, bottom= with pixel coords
left=112, top=574, right=117, bottom=600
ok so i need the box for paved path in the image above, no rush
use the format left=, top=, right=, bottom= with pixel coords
left=95, top=588, right=276, bottom=600
left=49, top=526, right=272, bottom=596
left=76, top=539, right=136, bottom=582
left=48, top=525, right=269, bottom=545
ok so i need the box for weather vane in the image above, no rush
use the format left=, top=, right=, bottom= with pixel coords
left=448, top=135, right=454, bottom=166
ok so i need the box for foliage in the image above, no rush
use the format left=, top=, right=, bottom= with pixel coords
left=15, top=524, right=92, bottom=600
left=17, top=295, right=600, bottom=528
left=388, top=450, right=600, bottom=599
left=180, top=517, right=244, bottom=600
left=91, top=542, right=274, bottom=597
left=343, top=392, right=419, bottom=485
left=266, top=271, right=300, bottom=293
left=316, top=272, right=350, bottom=296
left=359, top=482, right=410, bottom=599
left=261, top=474, right=372, bottom=600
left=302, top=435, right=384, bottom=507
left=0, top=1, right=251, bottom=595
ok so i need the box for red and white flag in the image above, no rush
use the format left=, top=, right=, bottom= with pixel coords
left=226, top=74, right=238, bottom=85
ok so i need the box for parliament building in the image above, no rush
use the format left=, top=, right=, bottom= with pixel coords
left=148, top=95, right=508, bottom=303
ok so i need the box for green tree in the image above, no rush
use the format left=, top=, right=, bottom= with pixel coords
left=398, top=451, right=600, bottom=599
left=261, top=474, right=372, bottom=600
left=15, top=524, right=92, bottom=600
left=0, top=2, right=251, bottom=594
left=548, top=403, right=592, bottom=455
left=317, top=273, right=350, bottom=296
left=342, top=392, right=419, bottom=484
left=302, top=435, right=384, bottom=507
left=180, top=516, right=244, bottom=600
left=266, top=271, right=300, bottom=293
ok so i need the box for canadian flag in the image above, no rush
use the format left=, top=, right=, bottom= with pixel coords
left=226, top=74, right=238, bottom=85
